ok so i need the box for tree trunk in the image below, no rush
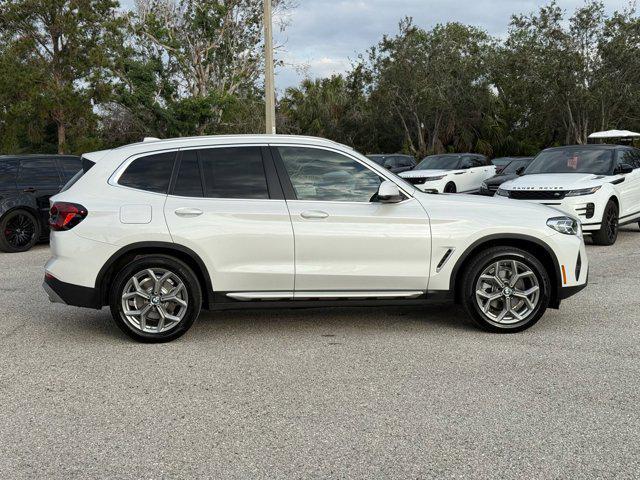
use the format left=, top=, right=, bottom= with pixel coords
left=57, top=118, right=66, bottom=154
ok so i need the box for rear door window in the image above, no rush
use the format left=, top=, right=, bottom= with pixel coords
left=118, top=152, right=176, bottom=193
left=198, top=147, right=269, bottom=199
left=16, top=158, right=61, bottom=187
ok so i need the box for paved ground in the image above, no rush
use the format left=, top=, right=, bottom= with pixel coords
left=1, top=228, right=639, bottom=479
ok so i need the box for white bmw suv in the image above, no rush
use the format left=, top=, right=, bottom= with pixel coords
left=497, top=145, right=640, bottom=245
left=44, top=135, right=588, bottom=342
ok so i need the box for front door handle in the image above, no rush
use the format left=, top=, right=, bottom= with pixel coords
left=300, top=210, right=329, bottom=219
left=175, top=207, right=203, bottom=218
left=23, top=187, right=37, bottom=193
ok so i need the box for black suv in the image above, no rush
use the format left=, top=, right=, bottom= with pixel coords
left=366, top=154, right=417, bottom=174
left=0, top=155, right=81, bottom=252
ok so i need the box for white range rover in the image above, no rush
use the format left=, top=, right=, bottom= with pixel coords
left=44, top=135, right=587, bottom=342
left=497, top=145, right=640, bottom=245
left=399, top=153, right=496, bottom=193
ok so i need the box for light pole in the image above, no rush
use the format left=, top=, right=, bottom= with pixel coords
left=264, top=0, right=276, bottom=134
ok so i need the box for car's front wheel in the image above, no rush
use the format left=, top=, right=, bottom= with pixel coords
left=444, top=182, right=457, bottom=193
left=109, top=255, right=202, bottom=342
left=0, top=209, right=40, bottom=253
left=592, top=200, right=618, bottom=246
left=461, top=246, right=550, bottom=332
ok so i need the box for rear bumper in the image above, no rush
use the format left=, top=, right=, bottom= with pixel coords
left=43, top=273, right=101, bottom=309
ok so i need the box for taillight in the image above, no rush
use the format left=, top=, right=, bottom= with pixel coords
left=49, top=202, right=88, bottom=231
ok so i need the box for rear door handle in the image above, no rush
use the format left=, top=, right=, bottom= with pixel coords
left=23, top=187, right=37, bottom=193
left=175, top=207, right=203, bottom=218
left=300, top=210, right=329, bottom=219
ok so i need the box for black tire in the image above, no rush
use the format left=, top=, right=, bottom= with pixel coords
left=592, top=200, right=618, bottom=246
left=460, top=246, right=551, bottom=333
left=0, top=209, right=41, bottom=253
left=109, top=255, right=202, bottom=343
left=444, top=182, right=457, bottom=193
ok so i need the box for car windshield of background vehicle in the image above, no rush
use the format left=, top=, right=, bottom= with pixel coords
left=366, top=155, right=386, bottom=166
left=525, top=148, right=614, bottom=175
left=415, top=155, right=460, bottom=170
left=501, top=159, right=530, bottom=174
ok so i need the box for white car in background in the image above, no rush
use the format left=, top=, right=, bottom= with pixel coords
left=43, top=135, right=587, bottom=342
left=497, top=145, right=640, bottom=246
left=400, top=153, right=496, bottom=193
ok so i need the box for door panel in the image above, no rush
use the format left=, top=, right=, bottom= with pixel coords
left=164, top=146, right=294, bottom=294
left=16, top=158, right=63, bottom=226
left=287, top=198, right=430, bottom=293
left=164, top=197, right=295, bottom=292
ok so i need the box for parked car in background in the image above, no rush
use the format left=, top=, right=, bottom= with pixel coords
left=366, top=154, right=416, bottom=174
left=492, top=156, right=529, bottom=173
left=497, top=145, right=640, bottom=245
left=399, top=153, right=495, bottom=193
left=480, top=157, right=534, bottom=196
left=43, top=135, right=587, bottom=342
left=0, top=155, right=81, bottom=252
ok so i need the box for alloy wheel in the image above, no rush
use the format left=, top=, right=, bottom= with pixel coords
left=121, top=268, right=189, bottom=334
left=605, top=207, right=618, bottom=243
left=475, top=259, right=540, bottom=325
left=4, top=213, right=36, bottom=249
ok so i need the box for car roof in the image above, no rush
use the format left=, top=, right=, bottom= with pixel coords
left=0, top=154, right=80, bottom=160
left=114, top=134, right=349, bottom=152
left=542, top=144, right=622, bottom=152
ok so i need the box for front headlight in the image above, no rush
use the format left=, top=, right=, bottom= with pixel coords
left=565, top=186, right=601, bottom=197
left=481, top=181, right=488, bottom=189
left=423, top=175, right=446, bottom=182
left=495, top=188, right=509, bottom=197
left=547, top=216, right=580, bottom=235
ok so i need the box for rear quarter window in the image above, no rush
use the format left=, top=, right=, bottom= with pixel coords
left=118, top=152, right=176, bottom=194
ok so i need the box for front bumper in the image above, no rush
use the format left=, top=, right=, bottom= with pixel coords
left=479, top=185, right=496, bottom=196
left=43, top=273, right=101, bottom=309
left=501, top=194, right=605, bottom=231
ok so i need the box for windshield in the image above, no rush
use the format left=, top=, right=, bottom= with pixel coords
left=366, top=155, right=386, bottom=166
left=415, top=155, right=460, bottom=170
left=501, top=159, right=531, bottom=174
left=525, top=148, right=614, bottom=175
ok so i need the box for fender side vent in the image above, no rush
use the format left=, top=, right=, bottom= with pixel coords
left=436, top=248, right=455, bottom=272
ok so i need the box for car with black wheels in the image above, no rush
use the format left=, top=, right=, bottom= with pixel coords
left=497, top=145, right=640, bottom=245
left=480, top=157, right=534, bottom=196
left=366, top=154, right=416, bottom=174
left=0, top=155, right=81, bottom=252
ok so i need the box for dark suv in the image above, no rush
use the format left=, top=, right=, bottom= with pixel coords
left=0, top=155, right=81, bottom=252
left=366, top=154, right=417, bottom=174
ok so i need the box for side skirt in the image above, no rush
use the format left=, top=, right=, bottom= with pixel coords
left=207, top=291, right=453, bottom=311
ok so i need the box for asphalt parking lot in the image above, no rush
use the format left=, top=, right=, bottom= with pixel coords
left=1, top=228, right=639, bottom=479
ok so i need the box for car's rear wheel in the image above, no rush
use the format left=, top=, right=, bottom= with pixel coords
left=109, top=255, right=202, bottom=342
left=592, top=200, right=618, bottom=246
left=461, top=246, right=550, bottom=332
left=0, top=209, right=40, bottom=253
left=444, top=182, right=457, bottom=193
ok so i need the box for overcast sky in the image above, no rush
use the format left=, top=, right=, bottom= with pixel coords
left=121, top=0, right=631, bottom=90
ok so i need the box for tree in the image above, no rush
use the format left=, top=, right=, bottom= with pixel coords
left=0, top=0, right=125, bottom=153
left=362, top=19, right=498, bottom=157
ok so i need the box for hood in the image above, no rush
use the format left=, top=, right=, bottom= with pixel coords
left=400, top=169, right=454, bottom=178
left=414, top=191, right=577, bottom=226
left=501, top=173, right=608, bottom=190
left=485, top=173, right=518, bottom=186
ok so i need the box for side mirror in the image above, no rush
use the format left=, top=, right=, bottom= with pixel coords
left=516, top=166, right=525, bottom=176
left=377, top=180, right=403, bottom=203
left=616, top=163, right=633, bottom=175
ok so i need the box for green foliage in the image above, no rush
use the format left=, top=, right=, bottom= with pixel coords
left=1, top=0, right=639, bottom=157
